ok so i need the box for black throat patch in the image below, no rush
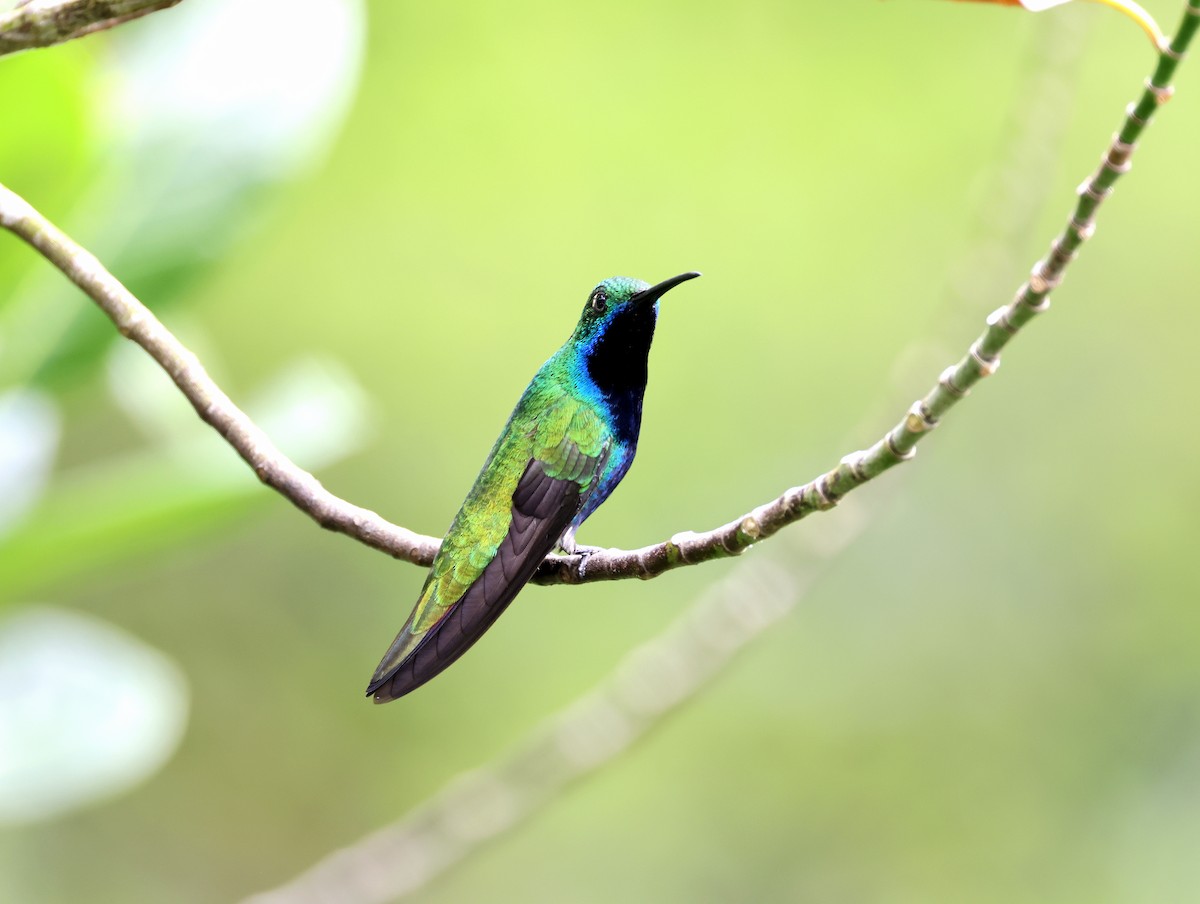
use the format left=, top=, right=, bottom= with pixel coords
left=584, top=305, right=657, bottom=446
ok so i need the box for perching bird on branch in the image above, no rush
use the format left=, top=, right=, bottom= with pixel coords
left=367, top=272, right=701, bottom=702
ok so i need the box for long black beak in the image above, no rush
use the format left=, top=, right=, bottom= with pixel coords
left=632, top=271, right=701, bottom=306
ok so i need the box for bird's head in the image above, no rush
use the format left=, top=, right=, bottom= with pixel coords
left=572, top=272, right=700, bottom=345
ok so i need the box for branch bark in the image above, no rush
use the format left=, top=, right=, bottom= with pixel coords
left=239, top=9, right=1186, bottom=900
left=0, top=184, right=439, bottom=569
left=1, top=0, right=1196, bottom=589
left=4, top=5, right=1197, bottom=901
left=0, top=0, right=181, bottom=56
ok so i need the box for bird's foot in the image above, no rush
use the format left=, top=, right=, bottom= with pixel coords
left=559, top=527, right=603, bottom=555
left=558, top=527, right=603, bottom=557
left=559, top=528, right=603, bottom=578
left=569, top=542, right=605, bottom=556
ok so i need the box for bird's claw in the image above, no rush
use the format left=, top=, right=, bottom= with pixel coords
left=559, top=528, right=577, bottom=555
left=559, top=528, right=604, bottom=578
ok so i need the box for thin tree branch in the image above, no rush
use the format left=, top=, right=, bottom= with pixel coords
left=0, top=185, right=876, bottom=585
left=1, top=1, right=1196, bottom=589
left=0, top=184, right=439, bottom=568
left=538, top=0, right=1200, bottom=583
left=239, top=13, right=1116, bottom=901
left=0, top=0, right=181, bottom=56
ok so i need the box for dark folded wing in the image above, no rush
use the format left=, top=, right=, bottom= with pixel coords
left=367, top=458, right=581, bottom=702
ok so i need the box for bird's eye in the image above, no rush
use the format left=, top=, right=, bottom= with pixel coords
left=589, top=288, right=607, bottom=313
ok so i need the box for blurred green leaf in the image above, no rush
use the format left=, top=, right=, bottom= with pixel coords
left=0, top=0, right=366, bottom=390
left=0, top=388, right=59, bottom=539
left=0, top=353, right=372, bottom=600
left=0, top=606, right=188, bottom=825
left=4, top=3, right=1200, bottom=902
left=0, top=44, right=94, bottom=311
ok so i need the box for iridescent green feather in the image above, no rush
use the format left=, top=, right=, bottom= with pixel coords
left=405, top=384, right=609, bottom=638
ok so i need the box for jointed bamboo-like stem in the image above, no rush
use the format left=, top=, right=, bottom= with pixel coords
left=240, top=7, right=1199, bottom=898
left=2, top=0, right=1198, bottom=587
left=2, top=3, right=1196, bottom=901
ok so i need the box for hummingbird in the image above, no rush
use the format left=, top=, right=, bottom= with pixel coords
left=367, top=271, right=701, bottom=702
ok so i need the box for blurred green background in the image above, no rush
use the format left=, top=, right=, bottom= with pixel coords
left=2, top=0, right=1200, bottom=901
